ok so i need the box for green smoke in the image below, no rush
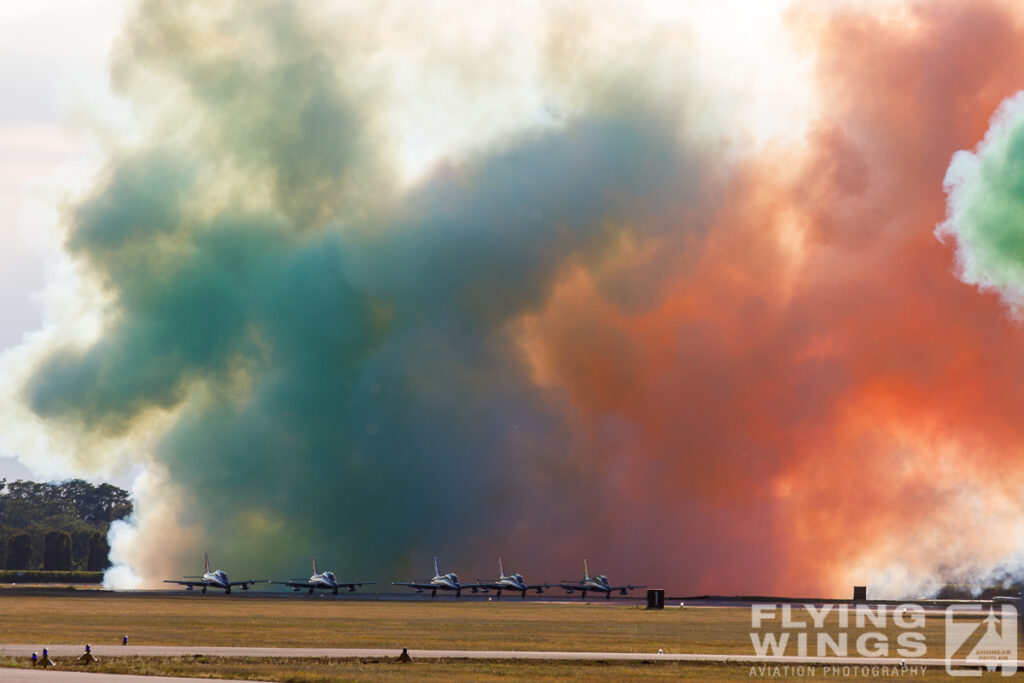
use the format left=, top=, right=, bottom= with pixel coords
left=940, top=92, right=1024, bottom=313
left=19, top=0, right=722, bottom=583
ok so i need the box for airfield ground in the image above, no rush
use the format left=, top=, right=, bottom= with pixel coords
left=0, top=656, right=852, bottom=681
left=0, top=591, right=1016, bottom=680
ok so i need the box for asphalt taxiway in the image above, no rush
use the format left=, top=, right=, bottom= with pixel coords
left=1, top=671, right=253, bottom=683
left=0, top=643, right=1020, bottom=671
left=4, top=587, right=1009, bottom=611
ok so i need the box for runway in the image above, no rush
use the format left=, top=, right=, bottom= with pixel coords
left=0, top=587, right=648, bottom=604
left=0, top=643, right=1019, bottom=670
left=3, top=586, right=1010, bottom=613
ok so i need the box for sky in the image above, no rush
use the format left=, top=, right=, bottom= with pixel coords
left=0, top=0, right=134, bottom=486
left=4, top=0, right=1024, bottom=598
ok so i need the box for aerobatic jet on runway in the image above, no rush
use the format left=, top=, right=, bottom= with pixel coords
left=271, top=555, right=374, bottom=594
left=560, top=559, right=645, bottom=599
left=465, top=558, right=547, bottom=598
left=163, top=553, right=265, bottom=594
left=393, top=556, right=463, bottom=597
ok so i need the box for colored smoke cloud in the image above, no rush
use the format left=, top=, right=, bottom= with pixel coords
left=1, top=0, right=730, bottom=587
left=6, top=0, right=1024, bottom=597
left=940, top=92, right=1024, bottom=314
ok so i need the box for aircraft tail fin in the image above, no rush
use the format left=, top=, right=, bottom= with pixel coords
left=584, top=559, right=589, bottom=580
left=499, top=557, right=505, bottom=578
left=204, top=552, right=211, bottom=573
left=434, top=555, right=440, bottom=578
left=312, top=554, right=318, bottom=575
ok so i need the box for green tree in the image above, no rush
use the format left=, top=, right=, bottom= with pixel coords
left=6, top=533, right=32, bottom=570
left=43, top=530, right=72, bottom=570
left=2, top=479, right=132, bottom=524
left=54, top=480, right=132, bottom=524
left=0, top=478, right=129, bottom=574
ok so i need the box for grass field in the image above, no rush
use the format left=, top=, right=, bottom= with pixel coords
left=0, top=593, right=1015, bottom=681
left=1, top=654, right=1000, bottom=681
left=1, top=594, right=703, bottom=652
left=0, top=593, right=958, bottom=653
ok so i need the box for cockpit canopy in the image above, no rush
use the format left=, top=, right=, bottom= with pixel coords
left=596, top=574, right=609, bottom=585
left=513, top=573, right=524, bottom=582
left=324, top=572, right=336, bottom=581
left=447, top=573, right=459, bottom=583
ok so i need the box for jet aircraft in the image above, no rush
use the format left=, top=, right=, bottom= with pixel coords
left=560, top=559, right=645, bottom=599
left=271, top=555, right=374, bottom=595
left=466, top=558, right=547, bottom=598
left=393, top=556, right=463, bottom=597
left=163, top=553, right=265, bottom=594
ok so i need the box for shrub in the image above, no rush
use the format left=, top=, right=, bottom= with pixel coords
left=0, top=569, right=103, bottom=583
left=5, top=534, right=31, bottom=570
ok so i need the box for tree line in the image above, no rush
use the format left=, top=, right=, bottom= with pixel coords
left=0, top=478, right=132, bottom=571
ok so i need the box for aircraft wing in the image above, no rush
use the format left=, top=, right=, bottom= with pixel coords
left=463, top=582, right=497, bottom=593
left=559, top=581, right=587, bottom=591
left=271, top=580, right=315, bottom=589
left=392, top=581, right=435, bottom=590
left=229, top=579, right=268, bottom=587
left=610, top=584, right=646, bottom=590
left=163, top=579, right=208, bottom=587
left=524, top=583, right=549, bottom=591
left=337, top=581, right=375, bottom=589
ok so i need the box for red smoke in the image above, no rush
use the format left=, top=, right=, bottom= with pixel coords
left=520, top=1, right=1024, bottom=596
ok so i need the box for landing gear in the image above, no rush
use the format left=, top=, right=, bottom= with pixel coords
left=333, top=588, right=338, bottom=595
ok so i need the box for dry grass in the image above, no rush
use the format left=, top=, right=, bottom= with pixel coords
left=0, top=655, right=1004, bottom=682
left=0, top=593, right=742, bottom=653
left=0, top=593, right=964, bottom=655
left=0, top=593, right=1015, bottom=681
